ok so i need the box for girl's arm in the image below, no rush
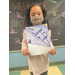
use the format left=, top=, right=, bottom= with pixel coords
left=21, top=30, right=30, bottom=55
left=48, top=30, right=56, bottom=55
left=48, top=30, right=55, bottom=49
left=21, top=30, right=28, bottom=50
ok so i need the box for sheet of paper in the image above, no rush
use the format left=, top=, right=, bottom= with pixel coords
left=25, top=23, right=51, bottom=56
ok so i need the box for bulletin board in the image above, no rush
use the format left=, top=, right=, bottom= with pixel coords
left=9, top=0, right=65, bottom=52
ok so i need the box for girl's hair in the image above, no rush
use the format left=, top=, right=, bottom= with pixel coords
left=23, top=3, right=50, bottom=30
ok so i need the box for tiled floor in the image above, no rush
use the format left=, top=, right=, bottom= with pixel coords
left=9, top=64, right=65, bottom=75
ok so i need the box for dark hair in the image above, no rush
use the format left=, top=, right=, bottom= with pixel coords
left=23, top=3, right=50, bottom=30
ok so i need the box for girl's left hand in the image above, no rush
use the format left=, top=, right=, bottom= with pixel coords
left=48, top=49, right=56, bottom=56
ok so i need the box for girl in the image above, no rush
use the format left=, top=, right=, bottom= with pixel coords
left=21, top=3, right=56, bottom=75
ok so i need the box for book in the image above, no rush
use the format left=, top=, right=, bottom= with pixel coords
left=25, top=23, right=51, bottom=56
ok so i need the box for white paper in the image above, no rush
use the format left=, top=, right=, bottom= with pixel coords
left=28, top=44, right=51, bottom=56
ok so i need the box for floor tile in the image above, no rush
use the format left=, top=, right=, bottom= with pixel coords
left=9, top=71, right=21, bottom=75
left=9, top=65, right=65, bottom=75
left=20, top=70, right=30, bottom=75
left=57, top=65, right=65, bottom=75
left=48, top=66, right=63, bottom=75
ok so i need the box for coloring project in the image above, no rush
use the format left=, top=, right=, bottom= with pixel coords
left=25, top=23, right=51, bottom=56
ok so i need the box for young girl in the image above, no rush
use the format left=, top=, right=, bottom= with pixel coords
left=21, top=3, right=56, bottom=75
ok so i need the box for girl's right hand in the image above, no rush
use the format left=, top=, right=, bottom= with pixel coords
left=22, top=49, right=30, bottom=56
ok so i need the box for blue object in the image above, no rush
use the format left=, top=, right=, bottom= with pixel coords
left=29, top=41, right=31, bottom=44
left=32, top=32, right=34, bottom=34
left=38, top=36, right=40, bottom=38
left=28, top=39, right=31, bottom=44
left=40, top=29, right=42, bottom=32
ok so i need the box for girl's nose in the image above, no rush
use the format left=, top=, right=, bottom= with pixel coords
left=35, top=14, right=38, bottom=19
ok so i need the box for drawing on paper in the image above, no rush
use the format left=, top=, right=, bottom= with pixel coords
left=25, top=24, right=51, bottom=47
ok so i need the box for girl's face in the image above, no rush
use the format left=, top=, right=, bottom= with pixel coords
left=30, top=6, right=44, bottom=26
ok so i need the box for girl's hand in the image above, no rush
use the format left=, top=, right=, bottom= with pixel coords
left=48, top=49, right=56, bottom=56
left=22, top=49, right=30, bottom=56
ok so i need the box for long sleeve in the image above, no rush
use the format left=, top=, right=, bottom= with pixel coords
left=48, top=30, right=55, bottom=49
left=21, top=30, right=28, bottom=51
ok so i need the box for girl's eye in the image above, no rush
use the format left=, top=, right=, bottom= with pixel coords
left=38, top=14, right=40, bottom=15
left=32, top=14, right=35, bottom=16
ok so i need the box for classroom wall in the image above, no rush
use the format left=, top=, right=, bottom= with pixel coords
left=9, top=47, right=65, bottom=68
